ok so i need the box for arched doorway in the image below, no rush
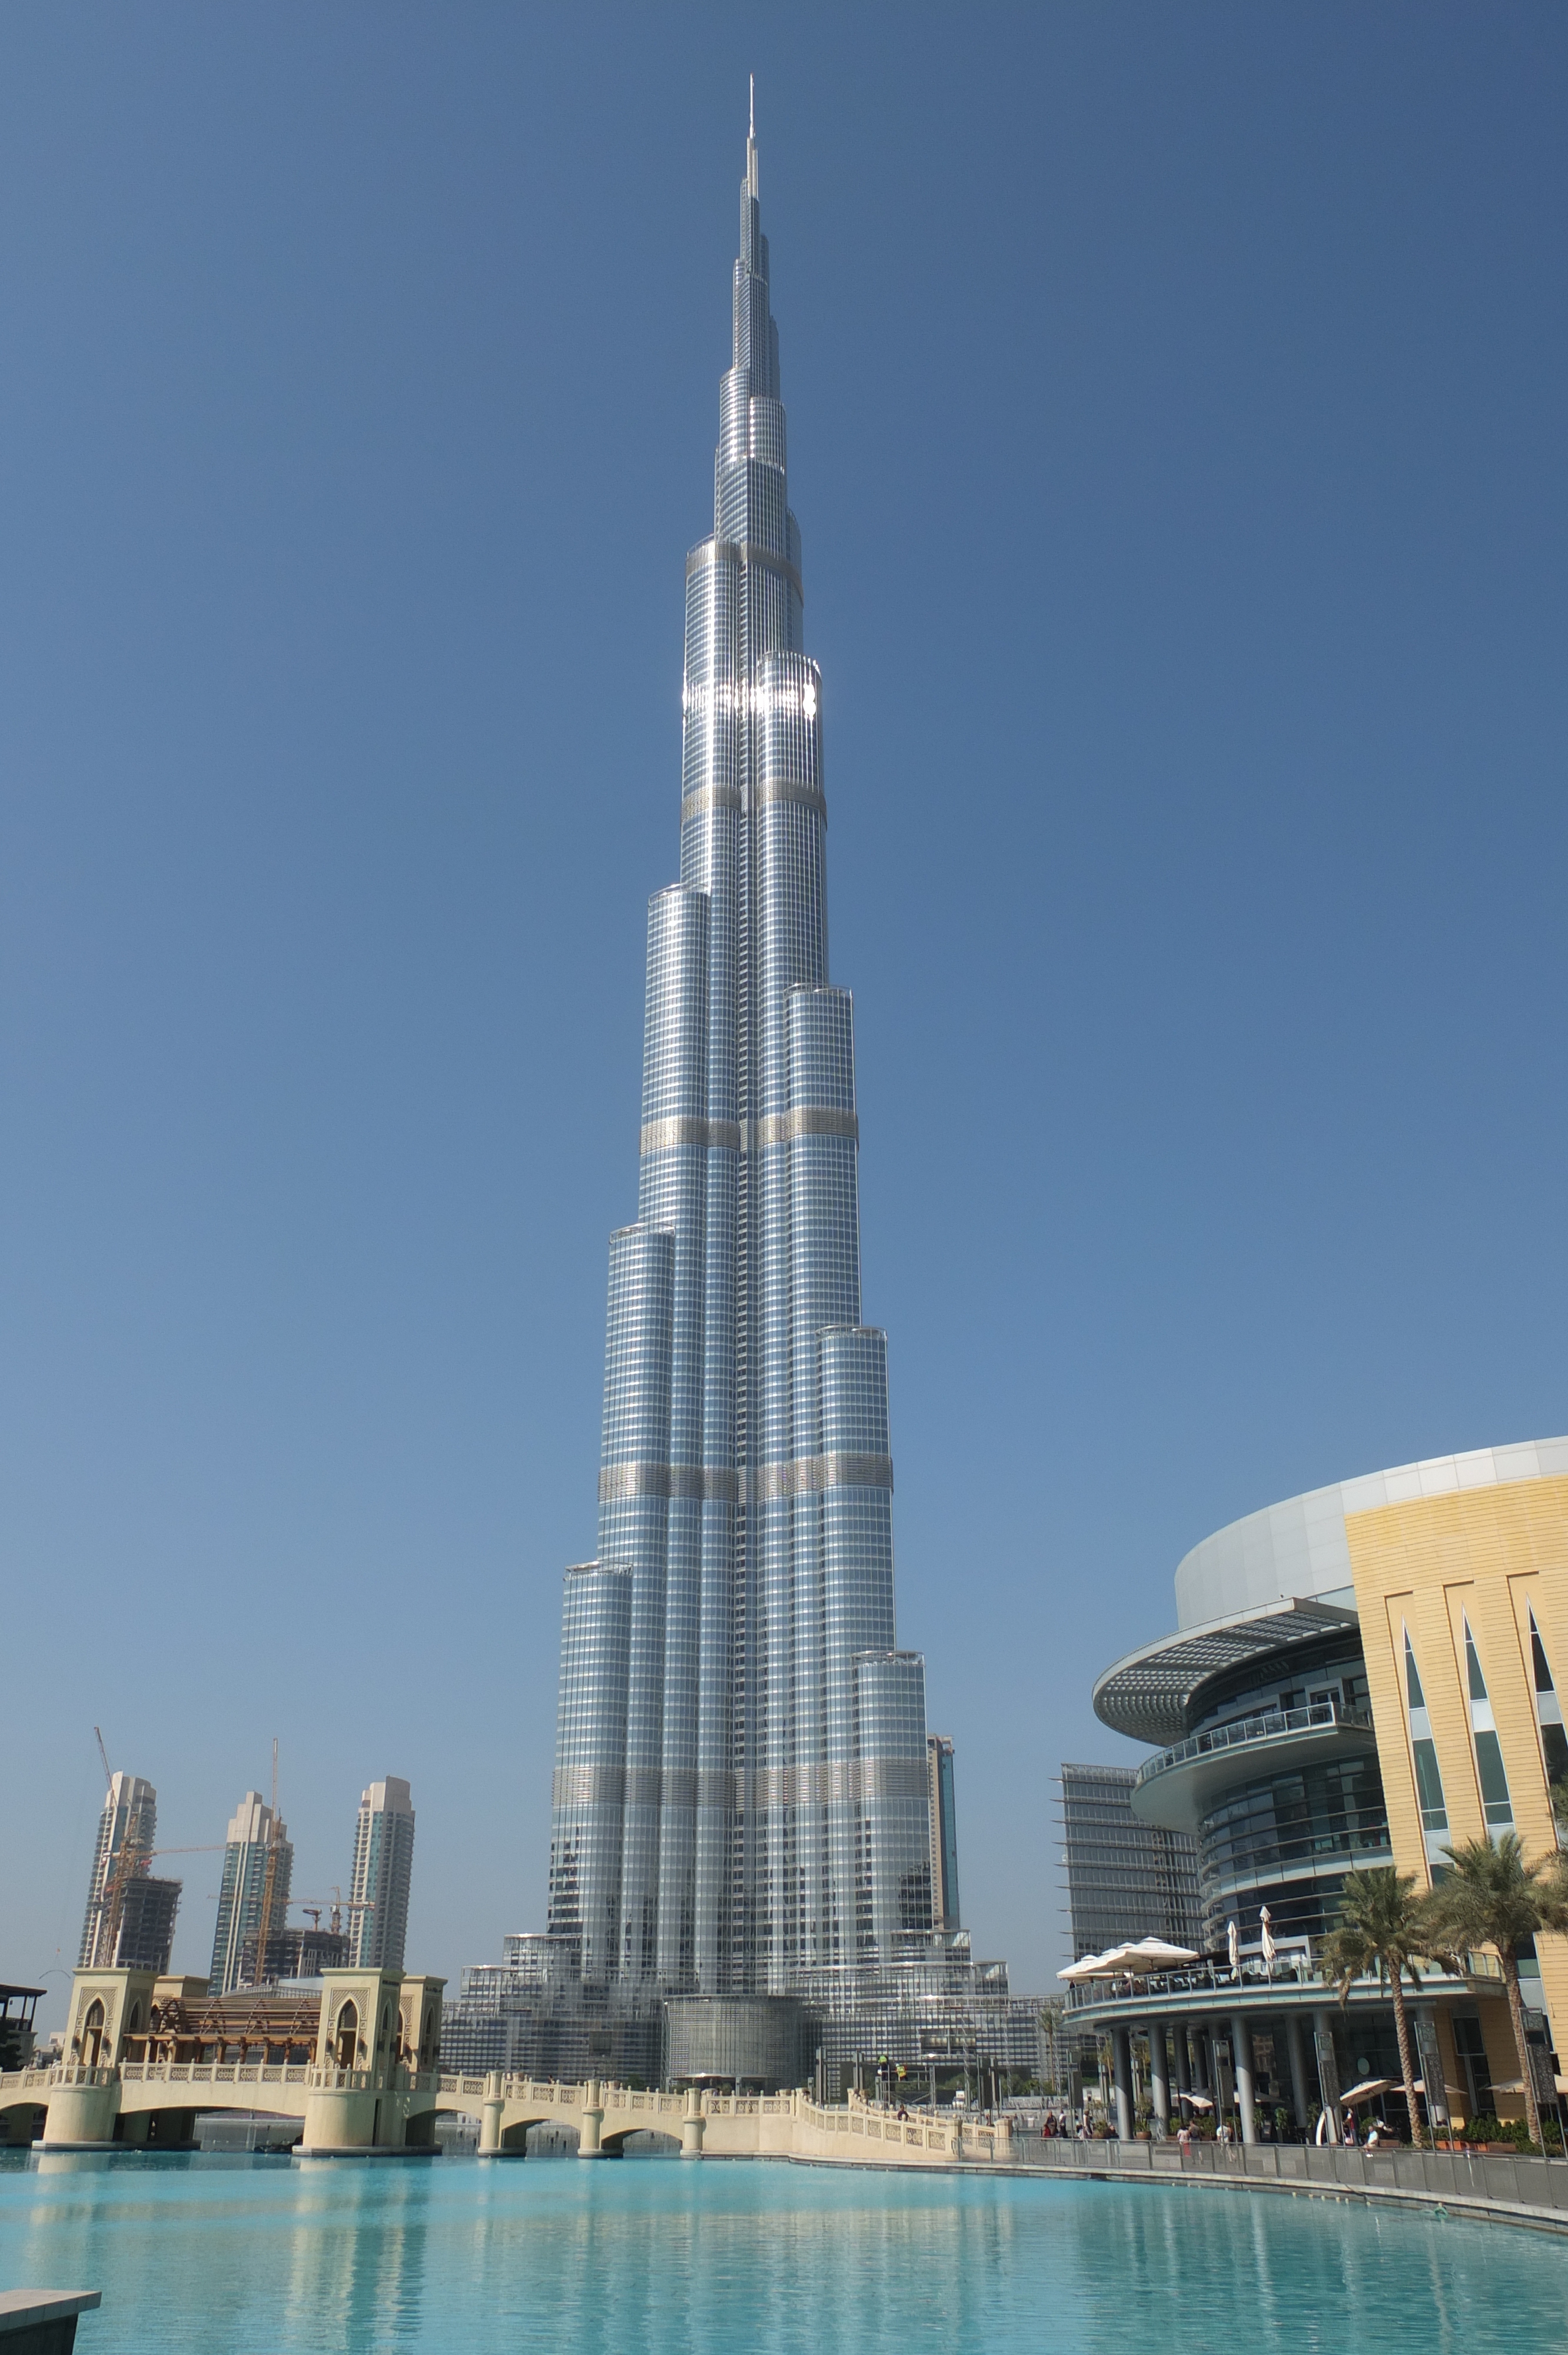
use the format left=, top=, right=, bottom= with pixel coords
left=334, top=2001, right=358, bottom=2071
left=82, top=1999, right=105, bottom=2069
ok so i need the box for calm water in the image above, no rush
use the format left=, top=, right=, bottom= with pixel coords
left=0, top=2150, right=1561, bottom=2354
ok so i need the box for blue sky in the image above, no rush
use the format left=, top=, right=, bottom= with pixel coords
left=3, top=4, right=1565, bottom=2018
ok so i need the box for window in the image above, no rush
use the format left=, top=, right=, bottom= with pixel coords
left=1401, top=1629, right=1449, bottom=1866
left=1461, top=1618, right=1513, bottom=1830
left=1527, top=1610, right=1568, bottom=1791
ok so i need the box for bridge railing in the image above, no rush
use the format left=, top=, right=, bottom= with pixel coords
left=119, top=2062, right=313, bottom=2088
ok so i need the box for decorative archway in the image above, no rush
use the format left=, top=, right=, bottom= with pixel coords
left=333, top=2001, right=358, bottom=2071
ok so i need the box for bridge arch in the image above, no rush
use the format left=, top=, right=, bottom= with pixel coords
left=601, top=2126, right=678, bottom=2157
left=0, top=2096, right=45, bottom=2149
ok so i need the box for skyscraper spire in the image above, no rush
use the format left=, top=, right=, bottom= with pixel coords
left=546, top=117, right=934, bottom=2005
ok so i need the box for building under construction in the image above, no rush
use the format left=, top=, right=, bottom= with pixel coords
left=78, top=1769, right=181, bottom=1976
left=210, top=1790, right=294, bottom=1996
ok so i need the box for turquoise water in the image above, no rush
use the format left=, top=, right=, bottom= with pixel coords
left=1, top=2150, right=1561, bottom=2354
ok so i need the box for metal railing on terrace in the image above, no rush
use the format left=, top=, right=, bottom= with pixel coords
left=1062, top=1946, right=1491, bottom=2013
left=1135, top=1699, right=1374, bottom=1791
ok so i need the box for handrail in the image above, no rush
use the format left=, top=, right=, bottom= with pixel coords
left=1135, top=1700, right=1375, bottom=1787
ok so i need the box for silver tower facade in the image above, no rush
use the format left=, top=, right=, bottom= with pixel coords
left=548, top=123, right=933, bottom=2002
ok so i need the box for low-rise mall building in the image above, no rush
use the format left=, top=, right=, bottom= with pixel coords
left=1076, top=1438, right=1568, bottom=2140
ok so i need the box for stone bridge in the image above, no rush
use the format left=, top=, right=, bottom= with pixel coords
left=1, top=2059, right=1014, bottom=2166
left=0, top=1965, right=1015, bottom=2166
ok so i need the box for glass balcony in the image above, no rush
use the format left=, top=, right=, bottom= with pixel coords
left=1130, top=1700, right=1379, bottom=1835
left=1137, top=1700, right=1376, bottom=1788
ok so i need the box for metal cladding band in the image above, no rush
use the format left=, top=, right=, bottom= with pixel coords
left=752, top=778, right=827, bottom=820
left=682, top=783, right=743, bottom=821
left=548, top=117, right=932, bottom=1999
left=686, top=536, right=805, bottom=604
left=599, top=1455, right=890, bottom=1503
left=741, top=1106, right=858, bottom=1149
left=556, top=1759, right=926, bottom=1810
left=640, top=1115, right=743, bottom=1153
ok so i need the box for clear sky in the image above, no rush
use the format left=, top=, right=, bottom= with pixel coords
left=3, top=4, right=1565, bottom=2023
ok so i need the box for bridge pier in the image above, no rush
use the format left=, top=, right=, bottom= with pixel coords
left=680, top=2089, right=705, bottom=2158
left=479, top=2074, right=505, bottom=2156
left=300, top=2072, right=386, bottom=2155
left=579, top=2080, right=604, bottom=2158
left=39, top=2070, right=119, bottom=2151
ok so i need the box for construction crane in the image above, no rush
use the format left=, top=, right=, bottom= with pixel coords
left=292, top=1889, right=354, bottom=1941
left=88, top=1728, right=150, bottom=1966
left=89, top=1729, right=224, bottom=1963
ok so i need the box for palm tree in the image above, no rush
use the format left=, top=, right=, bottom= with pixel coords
left=1420, top=1833, right=1568, bottom=2152
left=1318, top=1868, right=1430, bottom=2148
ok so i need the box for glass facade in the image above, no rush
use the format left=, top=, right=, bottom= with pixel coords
left=78, top=1772, right=166, bottom=1971
left=1195, top=1752, right=1390, bottom=1947
left=546, top=121, right=932, bottom=2004
left=347, top=1777, right=417, bottom=1975
left=209, top=1792, right=294, bottom=1997
left=1057, top=1762, right=1202, bottom=1960
left=928, top=1736, right=961, bottom=1933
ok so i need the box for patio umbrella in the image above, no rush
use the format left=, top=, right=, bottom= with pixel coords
left=1338, top=2078, right=1393, bottom=2104
left=1063, top=1943, right=1144, bottom=1976
left=1177, top=2092, right=1213, bottom=2109
left=1259, top=1907, right=1277, bottom=1971
left=1227, top=1919, right=1240, bottom=1971
left=1125, top=1938, right=1200, bottom=1966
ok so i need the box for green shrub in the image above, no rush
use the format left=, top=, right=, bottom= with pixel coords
left=1457, top=2114, right=1564, bottom=2155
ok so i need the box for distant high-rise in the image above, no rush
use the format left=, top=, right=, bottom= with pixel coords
left=348, top=1777, right=416, bottom=1973
left=546, top=108, right=935, bottom=2004
left=79, top=1770, right=181, bottom=1972
left=1057, top=1762, right=1202, bottom=1961
left=209, top=1791, right=293, bottom=1995
left=926, top=1737, right=961, bottom=1934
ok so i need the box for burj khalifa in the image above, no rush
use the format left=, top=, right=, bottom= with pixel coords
left=546, top=110, right=935, bottom=2004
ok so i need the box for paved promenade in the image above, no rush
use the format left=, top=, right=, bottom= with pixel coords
left=1001, top=2132, right=1568, bottom=2237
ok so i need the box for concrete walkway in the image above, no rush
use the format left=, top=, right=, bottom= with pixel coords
left=996, top=2134, right=1568, bottom=2238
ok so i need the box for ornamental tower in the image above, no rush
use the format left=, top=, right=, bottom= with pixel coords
left=547, top=108, right=934, bottom=2000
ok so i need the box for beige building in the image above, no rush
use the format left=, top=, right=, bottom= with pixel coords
left=1346, top=1453, right=1568, bottom=2105
left=1081, top=1439, right=1568, bottom=2140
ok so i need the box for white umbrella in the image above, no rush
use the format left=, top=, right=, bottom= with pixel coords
left=1125, top=1938, right=1200, bottom=1966
left=1177, top=2091, right=1213, bottom=2109
left=1064, top=1943, right=1142, bottom=1977
left=1227, top=1919, right=1240, bottom=1971
left=1339, top=2077, right=1393, bottom=2104
left=1259, top=1907, right=1277, bottom=1971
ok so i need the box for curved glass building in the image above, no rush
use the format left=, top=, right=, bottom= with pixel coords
left=546, top=117, right=935, bottom=2008
left=1078, top=1438, right=1568, bottom=2142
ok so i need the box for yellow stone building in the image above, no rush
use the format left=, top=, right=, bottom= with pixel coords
left=1346, top=1459, right=1568, bottom=2116
left=1081, top=1439, right=1567, bottom=2141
